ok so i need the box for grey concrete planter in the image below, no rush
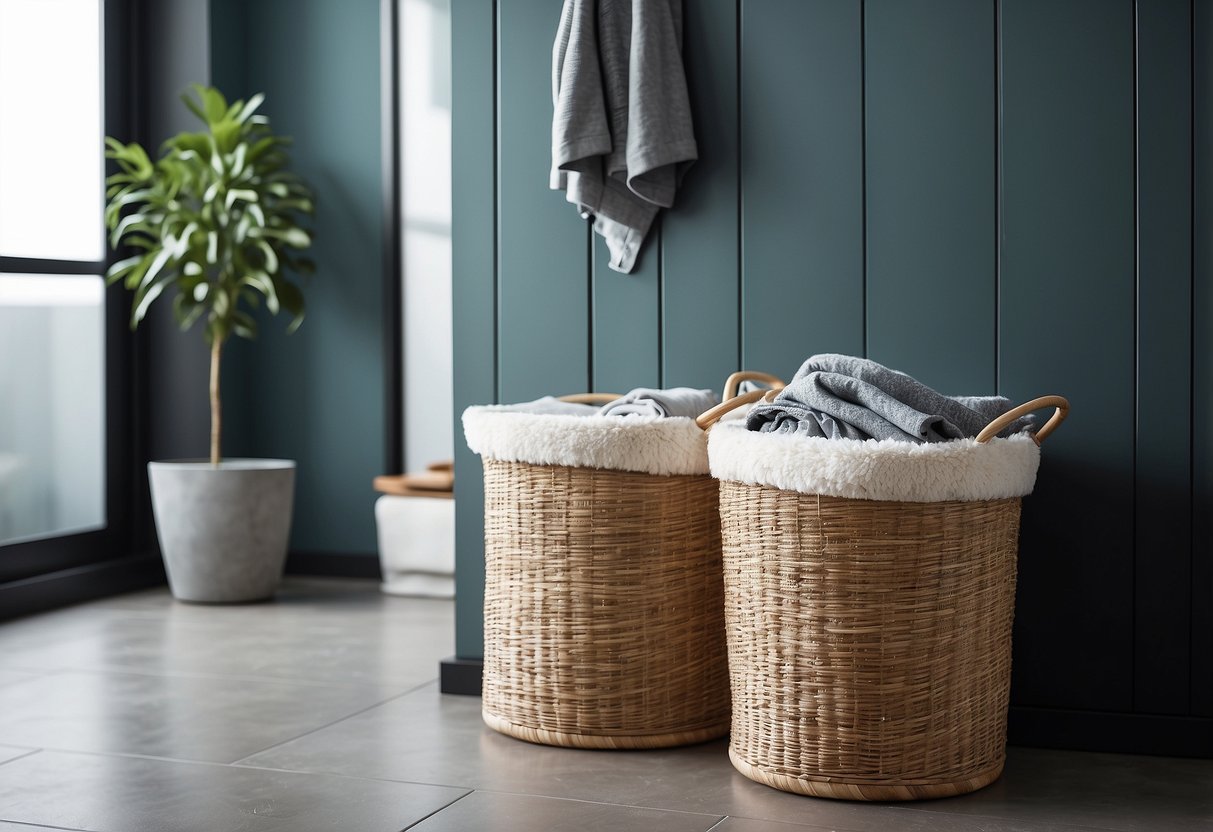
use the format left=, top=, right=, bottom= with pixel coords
left=148, top=459, right=296, bottom=603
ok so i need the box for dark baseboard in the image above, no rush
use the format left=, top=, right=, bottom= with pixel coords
left=440, top=656, right=483, bottom=695
left=1008, top=706, right=1213, bottom=759
left=285, top=551, right=382, bottom=580
left=0, top=553, right=165, bottom=622
left=0, top=551, right=384, bottom=621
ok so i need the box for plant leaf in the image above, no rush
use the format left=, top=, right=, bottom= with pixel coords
left=232, top=310, right=258, bottom=339
left=182, top=86, right=208, bottom=123
left=201, top=85, right=228, bottom=123
left=130, top=273, right=174, bottom=327
left=277, top=279, right=305, bottom=332
left=105, top=84, right=312, bottom=338
left=225, top=188, right=258, bottom=209
left=234, top=93, right=265, bottom=125
left=104, top=253, right=145, bottom=286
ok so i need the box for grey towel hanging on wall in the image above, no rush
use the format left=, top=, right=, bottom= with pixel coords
left=550, top=0, right=698, bottom=274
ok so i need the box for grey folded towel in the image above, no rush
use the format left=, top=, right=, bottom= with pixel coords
left=551, top=0, right=697, bottom=273
left=507, top=396, right=599, bottom=416
left=600, top=387, right=720, bottom=419
left=746, top=354, right=1032, bottom=443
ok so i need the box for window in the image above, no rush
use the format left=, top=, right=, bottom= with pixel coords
left=0, top=0, right=127, bottom=574
left=0, top=0, right=105, bottom=262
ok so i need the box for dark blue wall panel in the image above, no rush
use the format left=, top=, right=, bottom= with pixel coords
left=497, top=0, right=589, bottom=402
left=451, top=0, right=496, bottom=659
left=662, top=0, right=740, bottom=392
left=740, top=0, right=865, bottom=381
left=1135, top=0, right=1194, bottom=716
left=1193, top=0, right=1213, bottom=719
left=1000, top=0, right=1136, bottom=711
left=214, top=0, right=385, bottom=556
left=864, top=0, right=996, bottom=395
left=593, top=231, right=660, bottom=393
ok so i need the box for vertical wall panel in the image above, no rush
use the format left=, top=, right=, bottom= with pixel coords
left=1000, top=0, right=1136, bottom=711
left=223, top=0, right=384, bottom=555
left=451, top=0, right=496, bottom=659
left=864, top=0, right=996, bottom=394
left=740, top=0, right=864, bottom=381
left=146, top=0, right=213, bottom=469
left=1193, top=0, right=1213, bottom=718
left=497, top=0, right=589, bottom=401
left=662, top=0, right=740, bottom=391
left=1135, top=0, right=1193, bottom=716
left=593, top=232, right=660, bottom=393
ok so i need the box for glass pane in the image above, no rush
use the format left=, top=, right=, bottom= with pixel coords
left=0, top=0, right=104, bottom=261
left=0, top=274, right=105, bottom=543
left=400, top=0, right=454, bottom=473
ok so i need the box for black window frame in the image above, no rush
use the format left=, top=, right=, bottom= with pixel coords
left=0, top=0, right=140, bottom=585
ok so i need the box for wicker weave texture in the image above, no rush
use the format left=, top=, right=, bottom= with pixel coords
left=481, top=459, right=731, bottom=748
left=719, top=481, right=1021, bottom=800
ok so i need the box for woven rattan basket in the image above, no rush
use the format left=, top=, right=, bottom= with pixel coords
left=463, top=375, right=783, bottom=749
left=704, top=395, right=1068, bottom=800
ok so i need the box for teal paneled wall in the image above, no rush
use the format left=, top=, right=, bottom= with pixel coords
left=453, top=0, right=1213, bottom=754
left=1000, top=0, right=1137, bottom=712
left=741, top=0, right=865, bottom=379
left=1137, top=0, right=1195, bottom=718
left=210, top=0, right=384, bottom=556
left=661, top=0, right=739, bottom=390
left=1192, top=0, right=1213, bottom=719
left=451, top=0, right=495, bottom=660
left=497, top=4, right=590, bottom=401
left=864, top=0, right=995, bottom=393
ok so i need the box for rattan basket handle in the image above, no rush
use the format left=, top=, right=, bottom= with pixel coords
left=722, top=370, right=786, bottom=401
left=696, top=388, right=778, bottom=430
left=976, top=395, right=1070, bottom=446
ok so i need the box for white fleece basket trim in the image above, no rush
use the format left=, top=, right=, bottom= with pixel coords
left=462, top=406, right=709, bottom=476
left=708, top=422, right=1040, bottom=502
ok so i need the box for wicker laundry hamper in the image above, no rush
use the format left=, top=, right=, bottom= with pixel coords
left=703, top=395, right=1068, bottom=800
left=462, top=375, right=782, bottom=749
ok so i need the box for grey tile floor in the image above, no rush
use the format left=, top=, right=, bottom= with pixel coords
left=0, top=578, right=1207, bottom=831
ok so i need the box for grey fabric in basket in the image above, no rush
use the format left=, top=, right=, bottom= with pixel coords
left=600, top=387, right=719, bottom=419
left=506, top=397, right=599, bottom=416
left=746, top=354, right=1033, bottom=443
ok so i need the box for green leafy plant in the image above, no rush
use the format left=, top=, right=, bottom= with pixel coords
left=104, top=85, right=315, bottom=466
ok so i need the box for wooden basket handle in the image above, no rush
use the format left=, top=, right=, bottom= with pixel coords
left=696, top=388, right=778, bottom=430
left=976, top=395, right=1070, bottom=446
left=722, top=370, right=786, bottom=401
left=557, top=393, right=623, bottom=405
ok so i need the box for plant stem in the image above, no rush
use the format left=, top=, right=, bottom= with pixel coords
left=210, top=337, right=223, bottom=466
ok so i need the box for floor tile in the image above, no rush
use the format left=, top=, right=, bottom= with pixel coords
left=0, top=670, right=402, bottom=763
left=4, top=578, right=1210, bottom=832
left=410, top=791, right=721, bottom=832
left=87, top=577, right=430, bottom=621
left=0, top=750, right=466, bottom=832
left=713, top=814, right=1094, bottom=832
left=906, top=746, right=1213, bottom=832
left=0, top=607, right=138, bottom=655
left=242, top=686, right=1006, bottom=831
left=0, top=672, right=39, bottom=691
left=0, top=585, right=452, bottom=690
left=712, top=819, right=860, bottom=832
left=0, top=749, right=33, bottom=767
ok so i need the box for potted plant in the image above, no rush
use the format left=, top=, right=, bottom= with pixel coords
left=105, top=85, right=315, bottom=602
